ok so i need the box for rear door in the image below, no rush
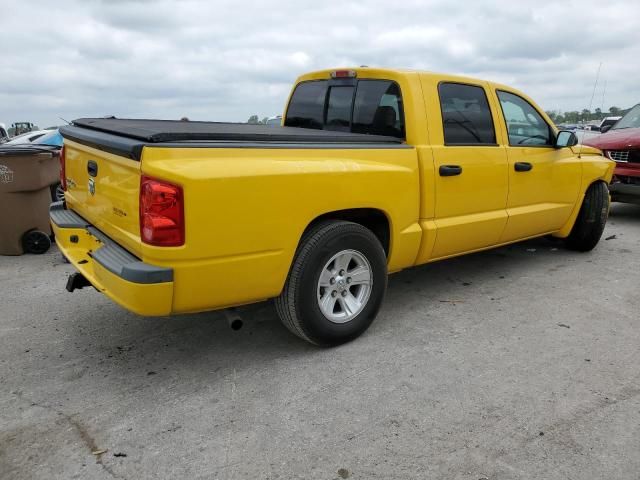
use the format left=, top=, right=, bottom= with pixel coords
left=422, top=79, right=509, bottom=259
left=63, top=139, right=142, bottom=255
left=493, top=90, right=581, bottom=242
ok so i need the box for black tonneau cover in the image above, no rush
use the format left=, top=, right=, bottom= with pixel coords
left=60, top=118, right=406, bottom=161
left=72, top=117, right=403, bottom=144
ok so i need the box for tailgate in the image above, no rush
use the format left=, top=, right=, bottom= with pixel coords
left=63, top=139, right=142, bottom=256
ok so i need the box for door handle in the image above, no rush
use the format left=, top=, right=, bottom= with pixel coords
left=514, top=162, right=533, bottom=172
left=87, top=160, right=98, bottom=177
left=439, top=165, right=462, bottom=176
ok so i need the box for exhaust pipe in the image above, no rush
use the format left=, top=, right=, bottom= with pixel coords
left=224, top=308, right=243, bottom=331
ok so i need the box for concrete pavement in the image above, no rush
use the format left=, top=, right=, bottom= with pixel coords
left=1, top=203, right=639, bottom=479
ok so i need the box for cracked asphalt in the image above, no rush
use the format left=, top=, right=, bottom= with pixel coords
left=1, top=203, right=639, bottom=479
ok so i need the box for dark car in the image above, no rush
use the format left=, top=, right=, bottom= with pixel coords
left=584, top=104, right=640, bottom=204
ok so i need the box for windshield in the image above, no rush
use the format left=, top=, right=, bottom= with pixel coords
left=612, top=105, right=640, bottom=130
left=32, top=130, right=63, bottom=147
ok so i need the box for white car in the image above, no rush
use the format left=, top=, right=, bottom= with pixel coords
left=265, top=115, right=282, bottom=126
left=3, top=129, right=53, bottom=144
left=599, top=116, right=622, bottom=133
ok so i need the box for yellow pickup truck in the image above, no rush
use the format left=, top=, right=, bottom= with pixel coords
left=51, top=67, right=614, bottom=346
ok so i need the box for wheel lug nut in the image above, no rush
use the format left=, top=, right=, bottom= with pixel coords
left=341, top=290, right=347, bottom=297
left=346, top=277, right=352, bottom=284
left=339, top=269, right=345, bottom=276
left=330, top=277, right=336, bottom=285
left=331, top=290, right=337, bottom=297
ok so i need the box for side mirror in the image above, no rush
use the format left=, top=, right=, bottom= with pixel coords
left=600, top=124, right=612, bottom=134
left=556, top=130, right=578, bottom=148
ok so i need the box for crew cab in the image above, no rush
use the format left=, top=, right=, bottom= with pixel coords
left=585, top=104, right=640, bottom=204
left=51, top=68, right=614, bottom=346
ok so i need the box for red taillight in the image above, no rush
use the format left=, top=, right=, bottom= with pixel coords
left=139, top=175, right=184, bottom=246
left=59, top=145, right=66, bottom=191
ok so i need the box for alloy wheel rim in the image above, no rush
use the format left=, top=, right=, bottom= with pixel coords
left=316, top=249, right=372, bottom=324
left=55, top=184, right=65, bottom=202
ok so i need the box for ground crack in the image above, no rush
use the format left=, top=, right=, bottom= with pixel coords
left=12, top=391, right=126, bottom=480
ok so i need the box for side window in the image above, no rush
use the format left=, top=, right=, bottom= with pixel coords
left=352, top=80, right=405, bottom=138
left=497, top=91, right=552, bottom=146
left=284, top=80, right=328, bottom=129
left=438, top=83, right=496, bottom=145
left=325, top=86, right=354, bottom=132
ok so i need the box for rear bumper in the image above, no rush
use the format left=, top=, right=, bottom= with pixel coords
left=50, top=201, right=174, bottom=316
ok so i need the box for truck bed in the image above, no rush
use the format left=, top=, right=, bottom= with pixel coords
left=60, top=118, right=405, bottom=160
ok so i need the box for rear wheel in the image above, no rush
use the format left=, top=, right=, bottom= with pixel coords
left=275, top=221, right=387, bottom=346
left=564, top=181, right=609, bottom=252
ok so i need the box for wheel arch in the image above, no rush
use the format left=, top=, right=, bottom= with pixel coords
left=300, top=208, right=392, bottom=257
left=553, top=178, right=609, bottom=238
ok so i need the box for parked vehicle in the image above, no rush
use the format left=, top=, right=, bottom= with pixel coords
left=4, top=129, right=52, bottom=144
left=9, top=122, right=37, bottom=137
left=0, top=123, right=8, bottom=141
left=599, top=116, right=623, bottom=133
left=51, top=67, right=614, bottom=346
left=585, top=104, right=640, bottom=204
left=265, top=115, right=282, bottom=126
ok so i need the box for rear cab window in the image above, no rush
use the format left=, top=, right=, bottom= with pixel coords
left=285, top=79, right=405, bottom=139
left=284, top=81, right=327, bottom=129
left=325, top=86, right=354, bottom=131
left=438, top=82, right=497, bottom=145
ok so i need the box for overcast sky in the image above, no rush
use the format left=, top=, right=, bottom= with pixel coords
left=1, top=0, right=638, bottom=128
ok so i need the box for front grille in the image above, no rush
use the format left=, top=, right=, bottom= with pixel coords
left=608, top=150, right=630, bottom=162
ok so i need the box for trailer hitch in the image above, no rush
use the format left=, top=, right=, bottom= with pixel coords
left=66, top=272, right=92, bottom=292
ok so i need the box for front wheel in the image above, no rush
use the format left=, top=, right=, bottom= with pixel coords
left=275, top=221, right=387, bottom=346
left=564, top=181, right=609, bottom=252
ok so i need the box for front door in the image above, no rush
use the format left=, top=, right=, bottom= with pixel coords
left=493, top=90, right=581, bottom=242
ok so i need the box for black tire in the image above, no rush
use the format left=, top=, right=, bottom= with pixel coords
left=50, top=182, right=65, bottom=203
left=22, top=230, right=51, bottom=254
left=564, top=181, right=609, bottom=252
left=275, top=221, right=387, bottom=346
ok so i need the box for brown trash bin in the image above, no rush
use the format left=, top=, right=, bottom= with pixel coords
left=0, top=147, right=60, bottom=255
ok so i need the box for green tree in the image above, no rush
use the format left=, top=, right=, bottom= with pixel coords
left=247, top=115, right=259, bottom=124
left=595, top=107, right=602, bottom=118
left=609, top=106, right=621, bottom=115
left=564, top=111, right=579, bottom=123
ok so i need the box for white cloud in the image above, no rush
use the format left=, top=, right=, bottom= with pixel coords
left=0, top=0, right=638, bottom=128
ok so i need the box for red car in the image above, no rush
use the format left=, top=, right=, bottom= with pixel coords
left=585, top=104, right=640, bottom=204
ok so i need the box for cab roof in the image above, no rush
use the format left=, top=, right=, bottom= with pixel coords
left=297, top=66, right=506, bottom=89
